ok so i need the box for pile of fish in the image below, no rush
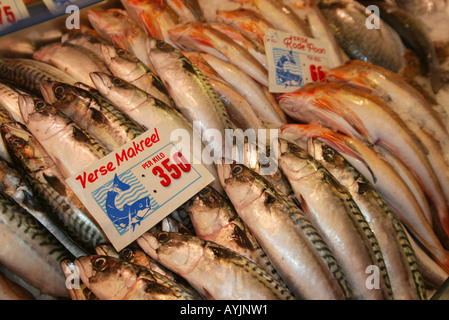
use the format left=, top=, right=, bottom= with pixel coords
left=0, top=0, right=448, bottom=300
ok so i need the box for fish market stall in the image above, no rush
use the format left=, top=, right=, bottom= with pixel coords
left=0, top=0, right=448, bottom=301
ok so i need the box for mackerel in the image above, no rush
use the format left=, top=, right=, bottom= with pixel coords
left=1, top=123, right=108, bottom=252
left=217, top=163, right=352, bottom=300
left=0, top=191, right=71, bottom=298
left=308, top=138, right=427, bottom=300
left=277, top=138, right=393, bottom=300
left=75, top=255, right=199, bottom=300
left=40, top=81, right=144, bottom=152
left=18, top=94, right=109, bottom=179
left=138, top=231, right=295, bottom=300
left=0, top=58, right=77, bottom=94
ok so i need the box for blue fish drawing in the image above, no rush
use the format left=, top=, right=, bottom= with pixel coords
left=102, top=173, right=153, bottom=232
left=274, top=49, right=303, bottom=87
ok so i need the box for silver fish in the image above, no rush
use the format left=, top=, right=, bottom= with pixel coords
left=308, top=138, right=427, bottom=300
left=217, top=162, right=352, bottom=300
left=277, top=138, right=393, bottom=300
left=0, top=191, right=72, bottom=298
left=138, top=231, right=295, bottom=300
left=75, top=255, right=200, bottom=300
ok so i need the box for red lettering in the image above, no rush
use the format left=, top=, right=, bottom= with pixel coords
left=76, top=172, right=88, bottom=189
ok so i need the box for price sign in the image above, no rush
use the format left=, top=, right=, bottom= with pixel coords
left=0, top=0, right=29, bottom=30
left=264, top=29, right=334, bottom=93
left=66, top=127, right=215, bottom=251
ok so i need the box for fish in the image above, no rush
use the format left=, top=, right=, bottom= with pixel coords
left=61, top=32, right=110, bottom=60
left=18, top=94, right=109, bottom=179
left=0, top=58, right=77, bottom=94
left=208, top=23, right=268, bottom=69
left=32, top=42, right=111, bottom=88
left=96, top=244, right=176, bottom=281
left=282, top=0, right=348, bottom=67
left=60, top=260, right=99, bottom=300
left=0, top=190, right=72, bottom=298
left=217, top=162, right=352, bottom=299
left=1, top=123, right=108, bottom=252
left=307, top=138, right=427, bottom=300
left=183, top=186, right=286, bottom=285
left=87, top=9, right=151, bottom=68
left=40, top=81, right=144, bottom=153
left=250, top=0, right=313, bottom=37
left=0, top=154, right=87, bottom=258
left=146, top=38, right=234, bottom=157
left=277, top=138, right=393, bottom=299
left=138, top=231, right=295, bottom=300
left=324, top=60, right=449, bottom=167
left=99, top=44, right=174, bottom=107
left=280, top=123, right=449, bottom=274
left=0, top=81, right=26, bottom=124
left=75, top=255, right=200, bottom=300
left=201, top=53, right=287, bottom=127
left=0, top=270, right=35, bottom=300
left=120, top=0, right=180, bottom=45
left=215, top=8, right=274, bottom=50
left=393, top=0, right=448, bottom=16
left=89, top=71, right=224, bottom=194
left=318, top=0, right=405, bottom=72
left=359, top=1, right=449, bottom=93
left=166, top=0, right=204, bottom=22
left=168, top=22, right=269, bottom=87
left=278, top=82, right=449, bottom=243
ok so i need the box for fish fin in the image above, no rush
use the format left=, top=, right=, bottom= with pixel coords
left=311, top=97, right=372, bottom=142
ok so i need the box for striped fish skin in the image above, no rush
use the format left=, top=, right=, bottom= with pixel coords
left=100, top=44, right=174, bottom=107
left=138, top=231, right=295, bottom=300
left=95, top=244, right=176, bottom=281
left=75, top=255, right=200, bottom=300
left=0, top=155, right=87, bottom=258
left=277, top=138, right=393, bottom=300
left=89, top=71, right=224, bottom=194
left=0, top=58, right=77, bottom=94
left=18, top=94, right=109, bottom=179
left=1, top=123, right=108, bottom=253
left=183, top=186, right=286, bottom=286
left=0, top=190, right=72, bottom=298
left=146, top=38, right=234, bottom=154
left=40, top=81, right=144, bottom=152
left=308, top=138, right=427, bottom=300
left=33, top=42, right=111, bottom=88
left=217, top=162, right=352, bottom=300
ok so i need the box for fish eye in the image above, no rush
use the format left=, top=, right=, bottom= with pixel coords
left=117, top=49, right=126, bottom=56
left=35, top=101, right=46, bottom=109
left=112, top=11, right=122, bottom=17
left=11, top=137, right=25, bottom=148
left=92, top=257, right=108, bottom=271
left=113, top=77, right=123, bottom=85
left=54, top=86, right=64, bottom=96
left=157, top=232, right=170, bottom=243
left=231, top=165, right=243, bottom=175
left=323, top=147, right=335, bottom=162
left=120, top=248, right=134, bottom=261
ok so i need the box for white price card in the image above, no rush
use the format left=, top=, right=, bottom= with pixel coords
left=66, top=127, right=215, bottom=251
left=264, top=29, right=333, bottom=93
left=0, top=0, right=29, bottom=30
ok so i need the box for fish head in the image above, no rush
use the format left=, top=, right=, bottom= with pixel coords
left=87, top=9, right=130, bottom=36
left=308, top=138, right=346, bottom=179
left=137, top=231, right=203, bottom=275
left=75, top=255, right=135, bottom=300
left=40, top=81, right=81, bottom=108
left=94, top=244, right=119, bottom=258
left=100, top=43, right=143, bottom=80
left=18, top=94, right=57, bottom=125
left=217, top=162, right=267, bottom=209
left=90, top=72, right=142, bottom=106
